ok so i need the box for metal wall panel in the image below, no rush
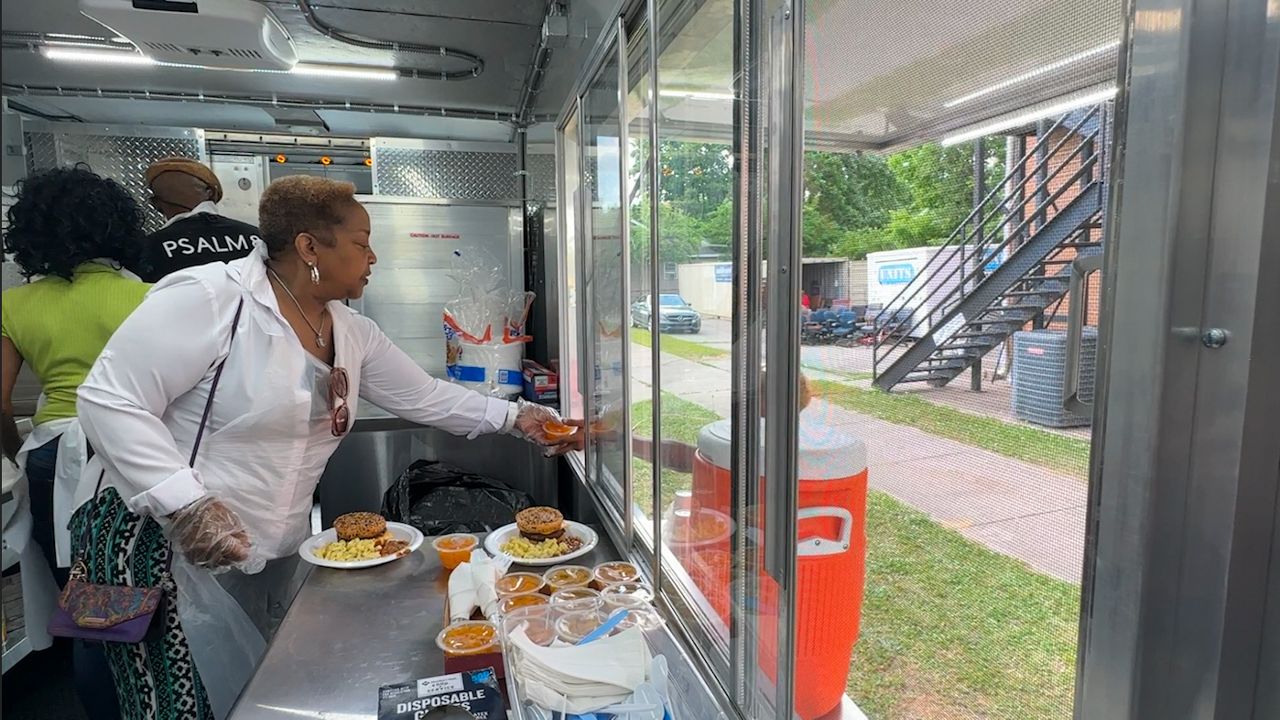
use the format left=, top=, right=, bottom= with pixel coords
left=526, top=152, right=558, bottom=203
left=371, top=138, right=519, bottom=200
left=20, top=121, right=206, bottom=232
left=352, top=197, right=523, bottom=378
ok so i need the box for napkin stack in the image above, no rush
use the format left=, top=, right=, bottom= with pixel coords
left=447, top=549, right=507, bottom=621
left=508, top=624, right=651, bottom=714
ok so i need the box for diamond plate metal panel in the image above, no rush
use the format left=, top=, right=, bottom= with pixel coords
left=373, top=147, right=518, bottom=199
left=23, top=129, right=204, bottom=232
left=526, top=154, right=557, bottom=204
left=23, top=133, right=57, bottom=178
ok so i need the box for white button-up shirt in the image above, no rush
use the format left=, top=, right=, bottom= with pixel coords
left=76, top=242, right=518, bottom=560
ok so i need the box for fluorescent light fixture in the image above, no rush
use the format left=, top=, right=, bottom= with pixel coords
left=658, top=89, right=735, bottom=101
left=940, top=86, right=1117, bottom=146
left=943, top=42, right=1121, bottom=108
left=42, top=48, right=394, bottom=81
left=289, top=64, right=397, bottom=81
left=41, top=47, right=155, bottom=66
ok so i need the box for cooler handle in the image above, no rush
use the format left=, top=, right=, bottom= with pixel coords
left=797, top=506, right=854, bottom=557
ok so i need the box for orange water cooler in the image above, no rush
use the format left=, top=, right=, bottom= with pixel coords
left=686, top=418, right=868, bottom=720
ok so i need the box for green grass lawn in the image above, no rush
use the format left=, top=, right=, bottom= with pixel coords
left=813, top=380, right=1091, bottom=479
left=803, top=363, right=875, bottom=382
left=629, top=392, right=722, bottom=512
left=851, top=491, right=1079, bottom=719
left=630, top=327, right=728, bottom=363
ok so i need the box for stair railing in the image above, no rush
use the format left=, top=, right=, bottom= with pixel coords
left=872, top=106, right=1104, bottom=372
left=877, top=143, right=1099, bottom=360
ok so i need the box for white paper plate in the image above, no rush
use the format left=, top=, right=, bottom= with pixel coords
left=483, top=520, right=598, bottom=566
left=299, top=521, right=424, bottom=570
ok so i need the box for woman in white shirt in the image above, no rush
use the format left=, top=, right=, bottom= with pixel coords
left=72, top=175, right=572, bottom=720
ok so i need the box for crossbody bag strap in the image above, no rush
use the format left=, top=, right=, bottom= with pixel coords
left=74, top=298, right=247, bottom=577
left=188, top=297, right=245, bottom=466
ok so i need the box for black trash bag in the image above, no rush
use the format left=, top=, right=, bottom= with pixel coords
left=381, top=460, right=533, bottom=536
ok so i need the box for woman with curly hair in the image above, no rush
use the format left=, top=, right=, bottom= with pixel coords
left=1, top=165, right=145, bottom=717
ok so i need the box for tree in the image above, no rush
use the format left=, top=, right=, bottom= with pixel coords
left=880, top=139, right=1006, bottom=247
left=804, top=151, right=906, bottom=231
left=629, top=197, right=704, bottom=265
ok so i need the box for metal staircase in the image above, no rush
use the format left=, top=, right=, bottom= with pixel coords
left=872, top=103, right=1109, bottom=391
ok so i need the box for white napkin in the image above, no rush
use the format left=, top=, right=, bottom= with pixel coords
left=447, top=558, right=478, bottom=622
left=509, top=624, right=651, bottom=714
left=472, top=551, right=501, bottom=619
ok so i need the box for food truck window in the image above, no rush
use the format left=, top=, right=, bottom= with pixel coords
left=582, top=44, right=628, bottom=515
left=558, top=112, right=584, bottom=424
left=625, top=17, right=657, bottom=543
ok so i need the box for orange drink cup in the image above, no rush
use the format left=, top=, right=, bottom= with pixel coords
left=432, top=533, right=478, bottom=570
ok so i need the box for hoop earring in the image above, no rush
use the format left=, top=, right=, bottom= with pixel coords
left=309, top=263, right=321, bottom=285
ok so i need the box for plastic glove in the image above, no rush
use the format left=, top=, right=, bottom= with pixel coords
left=511, top=400, right=583, bottom=456
left=168, top=496, right=252, bottom=570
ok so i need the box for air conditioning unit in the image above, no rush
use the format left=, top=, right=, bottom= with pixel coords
left=1011, top=328, right=1097, bottom=428
left=80, top=0, right=297, bottom=71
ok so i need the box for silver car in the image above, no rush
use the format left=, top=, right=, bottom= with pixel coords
left=631, top=294, right=702, bottom=334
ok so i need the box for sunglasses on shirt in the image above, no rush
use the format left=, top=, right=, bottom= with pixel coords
left=329, top=367, right=350, bottom=437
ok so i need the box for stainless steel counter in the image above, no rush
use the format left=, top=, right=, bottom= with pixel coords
left=228, top=532, right=621, bottom=720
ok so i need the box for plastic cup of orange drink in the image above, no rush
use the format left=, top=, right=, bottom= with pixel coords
left=542, top=420, right=578, bottom=441
left=432, top=533, right=478, bottom=570
left=435, top=620, right=499, bottom=657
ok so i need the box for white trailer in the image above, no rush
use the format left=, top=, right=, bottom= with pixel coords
left=867, top=245, right=1001, bottom=337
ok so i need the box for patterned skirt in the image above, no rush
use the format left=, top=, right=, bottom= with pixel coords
left=69, top=488, right=215, bottom=720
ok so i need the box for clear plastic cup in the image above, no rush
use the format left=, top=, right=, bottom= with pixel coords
left=431, top=533, right=478, bottom=571
left=600, top=581, right=655, bottom=611
left=615, top=606, right=666, bottom=633
left=499, top=592, right=549, bottom=614
left=550, top=587, right=603, bottom=613
left=435, top=620, right=499, bottom=657
left=555, top=608, right=606, bottom=645
left=543, top=564, right=592, bottom=593
left=495, top=571, right=546, bottom=597
left=592, top=560, right=640, bottom=589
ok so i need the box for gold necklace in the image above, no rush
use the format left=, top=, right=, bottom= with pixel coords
left=266, top=265, right=328, bottom=348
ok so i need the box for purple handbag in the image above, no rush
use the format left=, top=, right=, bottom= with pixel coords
left=48, top=299, right=244, bottom=644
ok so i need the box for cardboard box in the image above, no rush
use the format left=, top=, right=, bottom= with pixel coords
left=521, top=359, right=559, bottom=403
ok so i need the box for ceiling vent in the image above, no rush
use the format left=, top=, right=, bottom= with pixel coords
left=79, top=0, right=298, bottom=71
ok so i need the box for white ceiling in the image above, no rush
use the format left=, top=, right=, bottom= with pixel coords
left=2, top=0, right=1126, bottom=149
left=1, top=0, right=615, bottom=141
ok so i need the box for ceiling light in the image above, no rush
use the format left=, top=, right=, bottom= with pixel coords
left=943, top=42, right=1121, bottom=109
left=42, top=48, right=394, bottom=81
left=289, top=64, right=397, bottom=81
left=940, top=86, right=1117, bottom=146
left=41, top=47, right=155, bottom=66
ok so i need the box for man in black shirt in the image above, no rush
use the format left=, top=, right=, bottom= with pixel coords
left=138, top=157, right=260, bottom=282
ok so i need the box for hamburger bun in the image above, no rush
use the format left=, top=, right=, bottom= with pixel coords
left=516, top=506, right=564, bottom=542
left=333, top=512, right=387, bottom=541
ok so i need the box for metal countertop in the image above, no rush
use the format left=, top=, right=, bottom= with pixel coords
left=228, top=531, right=620, bottom=720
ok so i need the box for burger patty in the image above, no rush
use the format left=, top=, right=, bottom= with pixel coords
left=519, top=527, right=566, bottom=542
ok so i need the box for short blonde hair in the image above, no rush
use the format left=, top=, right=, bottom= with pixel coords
left=258, top=175, right=359, bottom=258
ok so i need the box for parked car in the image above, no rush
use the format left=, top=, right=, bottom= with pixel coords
left=631, top=294, right=702, bottom=334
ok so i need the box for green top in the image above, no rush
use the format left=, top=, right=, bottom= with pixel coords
left=1, top=263, right=150, bottom=427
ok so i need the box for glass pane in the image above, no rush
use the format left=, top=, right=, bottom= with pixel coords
left=583, top=49, right=627, bottom=510
left=801, top=1, right=1124, bottom=717
left=625, top=21, right=657, bottom=535
left=559, top=112, right=584, bottom=422
left=652, top=0, right=754, bottom=701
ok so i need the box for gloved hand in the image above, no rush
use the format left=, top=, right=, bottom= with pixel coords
left=168, top=496, right=252, bottom=570
left=511, top=400, right=583, bottom=456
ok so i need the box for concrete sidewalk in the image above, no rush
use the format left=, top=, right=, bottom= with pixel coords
left=630, top=345, right=1087, bottom=583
